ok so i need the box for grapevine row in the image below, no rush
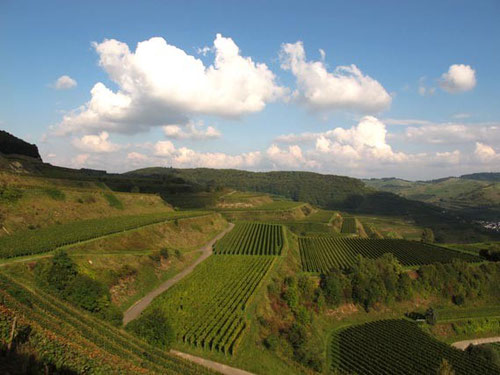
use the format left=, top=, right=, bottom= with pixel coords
left=299, top=237, right=480, bottom=272
left=330, top=319, right=499, bottom=374
left=0, top=211, right=203, bottom=258
left=142, top=255, right=275, bottom=355
left=0, top=273, right=215, bottom=374
left=340, top=217, right=357, bottom=234
left=214, top=222, right=284, bottom=255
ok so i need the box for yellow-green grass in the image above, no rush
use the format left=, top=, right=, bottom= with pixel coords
left=0, top=171, right=172, bottom=234
left=357, top=214, right=425, bottom=240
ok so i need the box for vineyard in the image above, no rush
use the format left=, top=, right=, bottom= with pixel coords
left=137, top=256, right=275, bottom=355
left=330, top=319, right=500, bottom=374
left=0, top=273, right=214, bottom=374
left=341, top=217, right=357, bottom=234
left=213, top=222, right=284, bottom=255
left=299, top=237, right=480, bottom=272
left=0, top=211, right=204, bottom=258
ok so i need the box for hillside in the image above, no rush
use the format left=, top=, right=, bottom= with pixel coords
left=364, top=176, right=500, bottom=220
left=129, top=167, right=498, bottom=243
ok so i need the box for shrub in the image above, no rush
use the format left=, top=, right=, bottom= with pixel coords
left=263, top=334, right=279, bottom=351
left=44, top=188, right=66, bottom=201
left=159, top=248, right=170, bottom=259
left=126, top=309, right=175, bottom=349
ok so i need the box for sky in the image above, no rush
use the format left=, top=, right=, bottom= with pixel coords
left=1, top=0, right=499, bottom=180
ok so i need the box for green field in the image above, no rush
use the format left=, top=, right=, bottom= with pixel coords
left=340, top=217, right=357, bottom=234
left=330, top=320, right=499, bottom=375
left=0, top=211, right=204, bottom=258
left=214, top=222, right=284, bottom=255
left=436, top=306, right=500, bottom=322
left=299, top=237, right=479, bottom=272
left=132, top=255, right=275, bottom=355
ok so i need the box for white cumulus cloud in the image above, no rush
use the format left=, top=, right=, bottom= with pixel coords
left=474, top=142, right=498, bottom=162
left=162, top=121, right=220, bottom=140
left=52, top=75, right=77, bottom=90
left=72, top=131, right=121, bottom=153
left=55, top=34, right=286, bottom=135
left=280, top=41, right=391, bottom=113
left=439, top=64, right=476, bottom=93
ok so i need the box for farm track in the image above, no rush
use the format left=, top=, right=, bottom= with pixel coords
left=171, top=350, right=255, bottom=375
left=122, top=223, right=235, bottom=325
left=452, top=336, right=500, bottom=350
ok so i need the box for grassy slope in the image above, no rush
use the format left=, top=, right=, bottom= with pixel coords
left=2, top=213, right=229, bottom=312
left=0, top=171, right=172, bottom=234
left=364, top=177, right=500, bottom=220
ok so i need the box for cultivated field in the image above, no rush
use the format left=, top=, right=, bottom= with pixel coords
left=299, top=237, right=479, bottom=272
left=340, top=217, right=357, bottom=234
left=134, top=255, right=275, bottom=355
left=330, top=319, right=499, bottom=375
left=0, top=211, right=204, bottom=258
left=214, top=222, right=284, bottom=255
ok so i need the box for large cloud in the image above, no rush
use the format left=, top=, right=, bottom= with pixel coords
left=55, top=34, right=286, bottom=135
left=474, top=142, right=499, bottom=162
left=280, top=41, right=391, bottom=113
left=72, top=131, right=121, bottom=153
left=439, top=64, right=476, bottom=93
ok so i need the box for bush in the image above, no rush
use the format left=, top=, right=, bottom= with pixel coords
left=0, top=186, right=22, bottom=203
left=466, top=344, right=500, bottom=368
left=66, top=274, right=108, bottom=312
left=174, top=249, right=183, bottom=260
left=159, top=248, right=170, bottom=259
left=263, top=334, right=279, bottom=351
left=126, top=309, right=175, bottom=349
left=44, top=188, right=66, bottom=201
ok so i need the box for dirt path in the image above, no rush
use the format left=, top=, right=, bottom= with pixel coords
left=452, top=336, right=500, bottom=350
left=171, top=350, right=255, bottom=375
left=122, top=223, right=234, bottom=325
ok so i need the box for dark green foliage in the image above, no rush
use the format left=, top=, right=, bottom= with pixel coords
left=0, top=211, right=200, bottom=258
left=160, top=248, right=170, bottom=259
left=422, top=227, right=435, bottom=243
left=103, top=192, right=124, bottom=209
left=466, top=344, right=500, bottom=368
left=126, top=309, right=175, bottom=350
left=43, top=188, right=66, bottom=201
left=34, top=251, right=123, bottom=326
left=330, top=320, right=499, bottom=375
left=263, top=334, right=279, bottom=351
left=426, top=307, right=437, bottom=325
left=0, top=185, right=23, bottom=203
left=480, top=249, right=500, bottom=262
left=320, top=270, right=342, bottom=307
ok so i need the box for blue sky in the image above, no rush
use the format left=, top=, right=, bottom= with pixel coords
left=1, top=0, right=499, bottom=179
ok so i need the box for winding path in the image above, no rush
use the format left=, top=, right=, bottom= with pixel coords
left=452, top=336, right=500, bottom=350
left=170, top=350, right=255, bottom=375
left=122, top=223, right=235, bottom=325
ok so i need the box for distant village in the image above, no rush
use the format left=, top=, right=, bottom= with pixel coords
left=476, top=220, right=500, bottom=232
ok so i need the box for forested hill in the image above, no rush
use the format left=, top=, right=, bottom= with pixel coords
left=128, top=168, right=370, bottom=208
left=0, top=130, right=41, bottom=160
left=461, top=172, right=500, bottom=182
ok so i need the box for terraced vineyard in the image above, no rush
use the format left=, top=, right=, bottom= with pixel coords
left=0, top=273, right=214, bottom=374
left=341, top=217, right=357, bottom=234
left=0, top=211, right=204, bottom=258
left=299, top=237, right=480, bottom=272
left=135, top=255, right=275, bottom=355
left=214, top=222, right=284, bottom=255
left=330, top=319, right=500, bottom=374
